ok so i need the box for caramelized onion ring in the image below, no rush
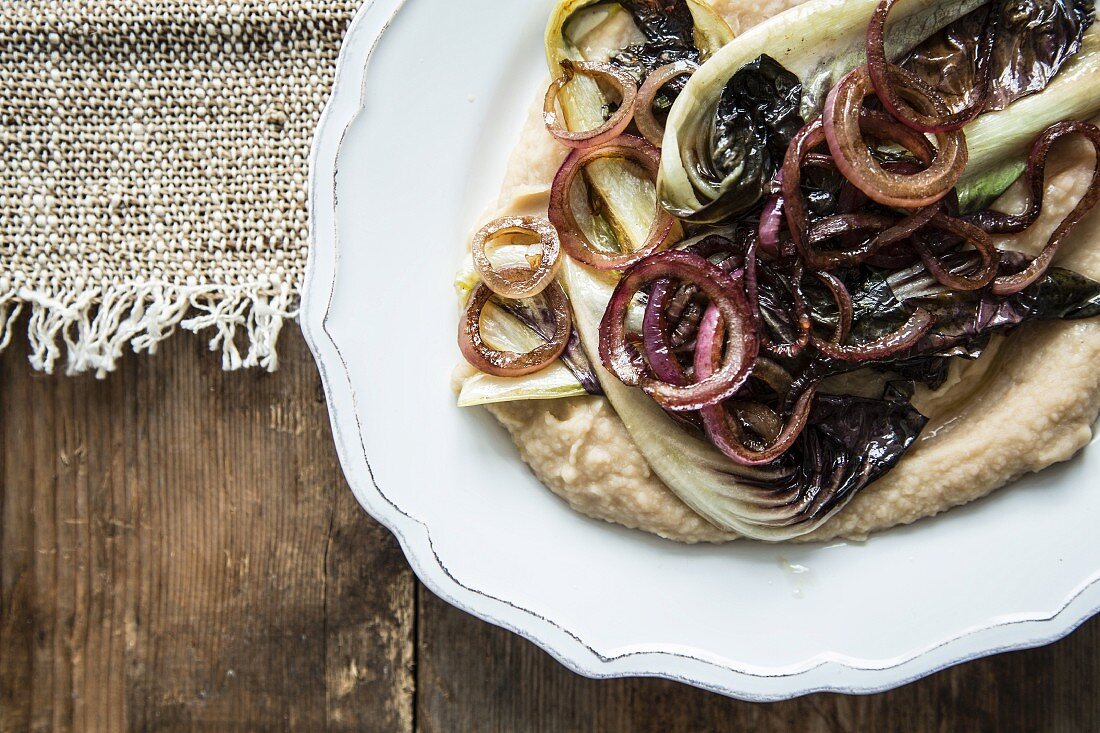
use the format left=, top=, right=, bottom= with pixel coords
left=760, top=262, right=813, bottom=360
left=641, top=278, right=690, bottom=386
left=823, top=66, right=967, bottom=208
left=730, top=401, right=784, bottom=444
left=983, top=121, right=1100, bottom=295
left=695, top=308, right=817, bottom=465
left=812, top=308, right=934, bottom=362
left=549, top=135, right=677, bottom=270
left=635, top=60, right=698, bottom=147
left=471, top=216, right=562, bottom=299
left=803, top=209, right=937, bottom=270
left=913, top=214, right=998, bottom=291
left=866, top=0, right=997, bottom=133
left=599, top=250, right=758, bottom=411
left=774, top=115, right=937, bottom=269
left=458, top=272, right=571, bottom=377
left=811, top=271, right=853, bottom=344
left=544, top=60, right=638, bottom=149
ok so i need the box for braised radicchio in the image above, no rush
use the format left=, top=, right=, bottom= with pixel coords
left=609, top=0, right=701, bottom=110
left=500, top=299, right=603, bottom=394
left=804, top=252, right=1100, bottom=390
left=707, top=55, right=806, bottom=219
left=904, top=0, right=1094, bottom=113
left=748, top=394, right=928, bottom=514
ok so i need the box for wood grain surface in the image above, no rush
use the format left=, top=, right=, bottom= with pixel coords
left=1, top=326, right=1098, bottom=732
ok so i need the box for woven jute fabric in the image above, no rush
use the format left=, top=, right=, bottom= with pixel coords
left=0, top=0, right=361, bottom=376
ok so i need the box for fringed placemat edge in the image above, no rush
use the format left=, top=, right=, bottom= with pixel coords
left=0, top=280, right=296, bottom=378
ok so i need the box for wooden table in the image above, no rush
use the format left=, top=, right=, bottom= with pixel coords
left=1, top=325, right=1097, bottom=732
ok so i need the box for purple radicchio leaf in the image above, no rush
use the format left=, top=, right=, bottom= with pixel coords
left=607, top=0, right=701, bottom=110
left=736, top=394, right=928, bottom=518
left=706, top=55, right=806, bottom=220
left=909, top=263, right=1100, bottom=354
left=499, top=299, right=604, bottom=395
left=804, top=252, right=1100, bottom=389
left=903, top=0, right=1094, bottom=114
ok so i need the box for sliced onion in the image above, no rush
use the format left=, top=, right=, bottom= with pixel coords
left=471, top=216, right=562, bottom=299
left=866, top=0, right=997, bottom=133
left=982, top=121, right=1100, bottom=295
left=758, top=172, right=785, bottom=259
left=811, top=271, right=853, bottom=344
left=823, top=66, right=967, bottom=208
left=780, top=117, right=825, bottom=261
left=802, top=211, right=921, bottom=270
left=760, top=262, right=813, bottom=360
left=544, top=60, right=638, bottom=149
left=912, top=214, right=998, bottom=291
left=812, top=308, right=934, bottom=362
left=782, top=111, right=937, bottom=265
left=599, top=250, right=758, bottom=411
left=458, top=271, right=572, bottom=377
left=549, top=135, right=677, bottom=270
left=696, top=311, right=816, bottom=466
left=635, top=60, right=698, bottom=147
left=641, top=278, right=690, bottom=386
left=730, top=401, right=784, bottom=444
left=751, top=357, right=794, bottom=400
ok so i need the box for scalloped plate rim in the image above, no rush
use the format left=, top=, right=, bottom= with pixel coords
left=301, top=0, right=1100, bottom=701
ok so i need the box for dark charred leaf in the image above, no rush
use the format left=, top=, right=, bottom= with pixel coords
left=802, top=252, right=1100, bottom=391
left=904, top=0, right=1094, bottom=113
left=839, top=253, right=1100, bottom=359
left=804, top=265, right=911, bottom=345
left=739, top=394, right=928, bottom=517
left=619, top=0, right=696, bottom=45
left=707, top=55, right=805, bottom=219
left=882, top=356, right=953, bottom=390
left=756, top=260, right=802, bottom=345
left=608, top=0, right=700, bottom=110
left=1011, top=265, right=1100, bottom=318
left=500, top=299, right=603, bottom=394
left=990, top=0, right=1094, bottom=109
left=911, top=266, right=1100, bottom=353
left=801, top=166, right=844, bottom=217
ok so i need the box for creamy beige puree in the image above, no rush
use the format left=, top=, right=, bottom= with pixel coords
left=467, top=0, right=1100, bottom=543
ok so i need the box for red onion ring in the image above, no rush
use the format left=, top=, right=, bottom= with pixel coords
left=699, top=388, right=816, bottom=466
left=751, top=357, right=795, bottom=400
left=635, top=60, right=698, bottom=147
left=823, top=66, right=967, bottom=208
left=695, top=311, right=816, bottom=465
left=549, top=135, right=678, bottom=270
left=802, top=209, right=938, bottom=270
left=866, top=0, right=997, bottom=133
left=730, top=401, right=784, bottom=444
left=471, top=216, right=562, bottom=299
left=544, top=60, right=638, bottom=149
left=458, top=271, right=572, bottom=377
left=759, top=262, right=813, bottom=360
left=758, top=173, right=785, bottom=259
left=811, top=271, right=853, bottom=344
left=641, top=278, right=690, bottom=386
left=982, top=121, right=1100, bottom=295
left=779, top=117, right=825, bottom=261
left=599, top=250, right=759, bottom=411
left=912, top=214, right=998, bottom=291
left=782, top=111, right=940, bottom=267
left=812, top=308, right=934, bottom=362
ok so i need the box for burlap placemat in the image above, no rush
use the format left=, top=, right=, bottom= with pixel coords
left=0, top=0, right=361, bottom=376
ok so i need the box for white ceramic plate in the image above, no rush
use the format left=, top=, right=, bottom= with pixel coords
left=303, top=0, right=1100, bottom=701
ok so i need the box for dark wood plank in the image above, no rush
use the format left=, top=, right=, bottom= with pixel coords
left=416, top=577, right=1100, bottom=733
left=0, top=326, right=414, bottom=733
